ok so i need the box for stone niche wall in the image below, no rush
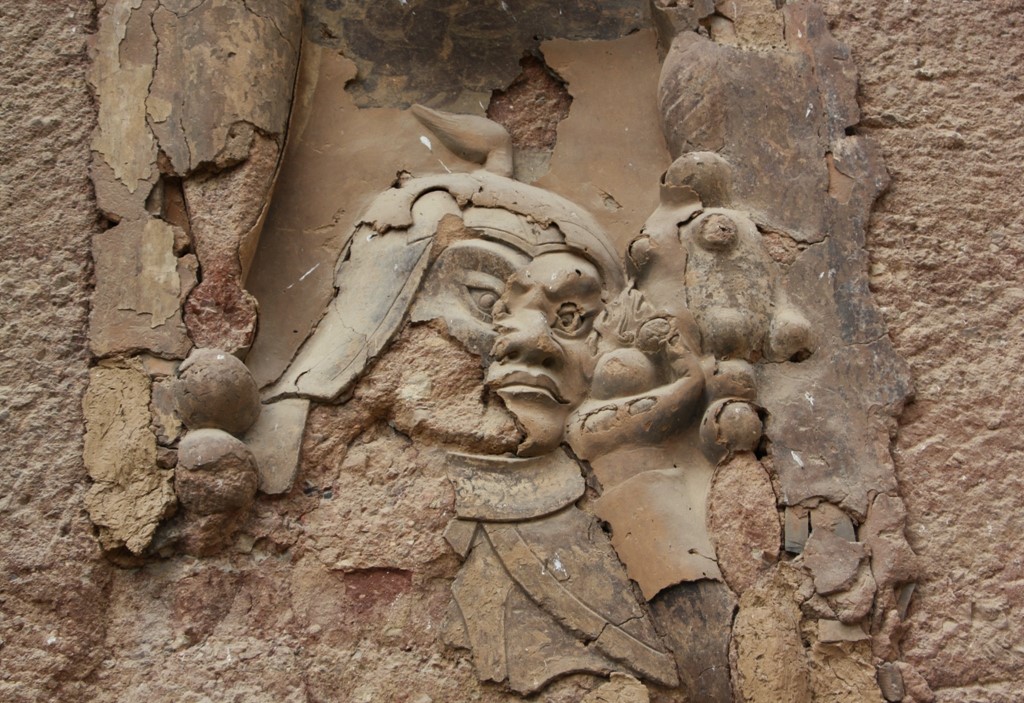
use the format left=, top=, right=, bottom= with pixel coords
left=2, top=1, right=1022, bottom=702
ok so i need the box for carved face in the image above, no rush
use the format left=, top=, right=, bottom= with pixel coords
left=486, top=251, right=605, bottom=456
left=411, top=239, right=531, bottom=358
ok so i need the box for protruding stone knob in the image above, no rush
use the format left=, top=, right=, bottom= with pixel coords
left=175, top=428, right=258, bottom=515
left=696, top=213, right=739, bottom=251
left=174, top=348, right=260, bottom=434
left=767, top=307, right=815, bottom=362
left=701, top=398, right=764, bottom=460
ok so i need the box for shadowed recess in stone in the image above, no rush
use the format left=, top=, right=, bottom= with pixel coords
left=305, top=0, right=648, bottom=109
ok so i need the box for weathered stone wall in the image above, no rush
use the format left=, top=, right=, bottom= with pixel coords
left=0, top=3, right=109, bottom=701
left=0, top=1, right=1021, bottom=701
left=821, top=2, right=1024, bottom=701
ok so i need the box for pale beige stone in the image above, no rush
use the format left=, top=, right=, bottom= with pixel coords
left=89, top=0, right=158, bottom=195
left=807, top=637, right=884, bottom=703
left=89, top=218, right=194, bottom=358
left=818, top=619, right=870, bottom=643
left=581, top=673, right=650, bottom=703
left=732, top=566, right=813, bottom=703
left=83, top=360, right=175, bottom=553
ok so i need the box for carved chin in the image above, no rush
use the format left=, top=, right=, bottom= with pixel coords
left=496, top=389, right=568, bottom=457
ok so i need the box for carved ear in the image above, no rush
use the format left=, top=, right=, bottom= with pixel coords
left=410, top=104, right=514, bottom=178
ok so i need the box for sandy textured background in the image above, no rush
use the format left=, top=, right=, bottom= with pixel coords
left=0, top=1, right=1021, bottom=701
left=822, top=2, right=1024, bottom=699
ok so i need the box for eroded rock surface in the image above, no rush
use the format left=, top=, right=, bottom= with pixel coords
left=83, top=360, right=176, bottom=554
left=89, top=218, right=195, bottom=358
left=821, top=2, right=1024, bottom=699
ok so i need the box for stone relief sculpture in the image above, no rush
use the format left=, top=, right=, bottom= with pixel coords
left=257, top=108, right=683, bottom=693
left=216, top=106, right=810, bottom=696
left=83, top=2, right=922, bottom=700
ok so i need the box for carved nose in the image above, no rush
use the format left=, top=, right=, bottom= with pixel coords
left=492, top=313, right=561, bottom=369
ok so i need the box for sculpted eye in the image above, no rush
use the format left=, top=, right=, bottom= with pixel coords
left=467, top=286, right=500, bottom=316
left=554, top=303, right=584, bottom=333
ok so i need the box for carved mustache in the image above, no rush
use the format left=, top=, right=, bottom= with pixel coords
left=487, top=370, right=568, bottom=404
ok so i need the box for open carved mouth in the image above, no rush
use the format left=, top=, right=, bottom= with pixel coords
left=490, top=371, right=568, bottom=405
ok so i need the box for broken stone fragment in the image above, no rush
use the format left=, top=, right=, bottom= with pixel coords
left=183, top=274, right=260, bottom=357
left=895, top=583, right=915, bottom=619
left=156, top=447, right=177, bottom=470
left=174, top=348, right=260, bottom=435
left=802, top=528, right=866, bottom=595
left=785, top=506, right=811, bottom=554
left=90, top=152, right=150, bottom=223
left=861, top=493, right=919, bottom=589
left=810, top=503, right=858, bottom=542
left=241, top=398, right=309, bottom=495
left=139, top=354, right=179, bottom=378
left=827, top=563, right=877, bottom=624
left=801, top=593, right=837, bottom=620
left=89, top=218, right=195, bottom=359
left=175, top=428, right=258, bottom=515
left=89, top=0, right=159, bottom=200
left=707, top=453, right=780, bottom=595
left=150, top=377, right=182, bottom=446
left=731, top=565, right=813, bottom=703
left=818, top=620, right=869, bottom=643
left=83, top=360, right=176, bottom=554
left=581, top=673, right=651, bottom=703
left=877, top=662, right=906, bottom=702
left=870, top=606, right=904, bottom=662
